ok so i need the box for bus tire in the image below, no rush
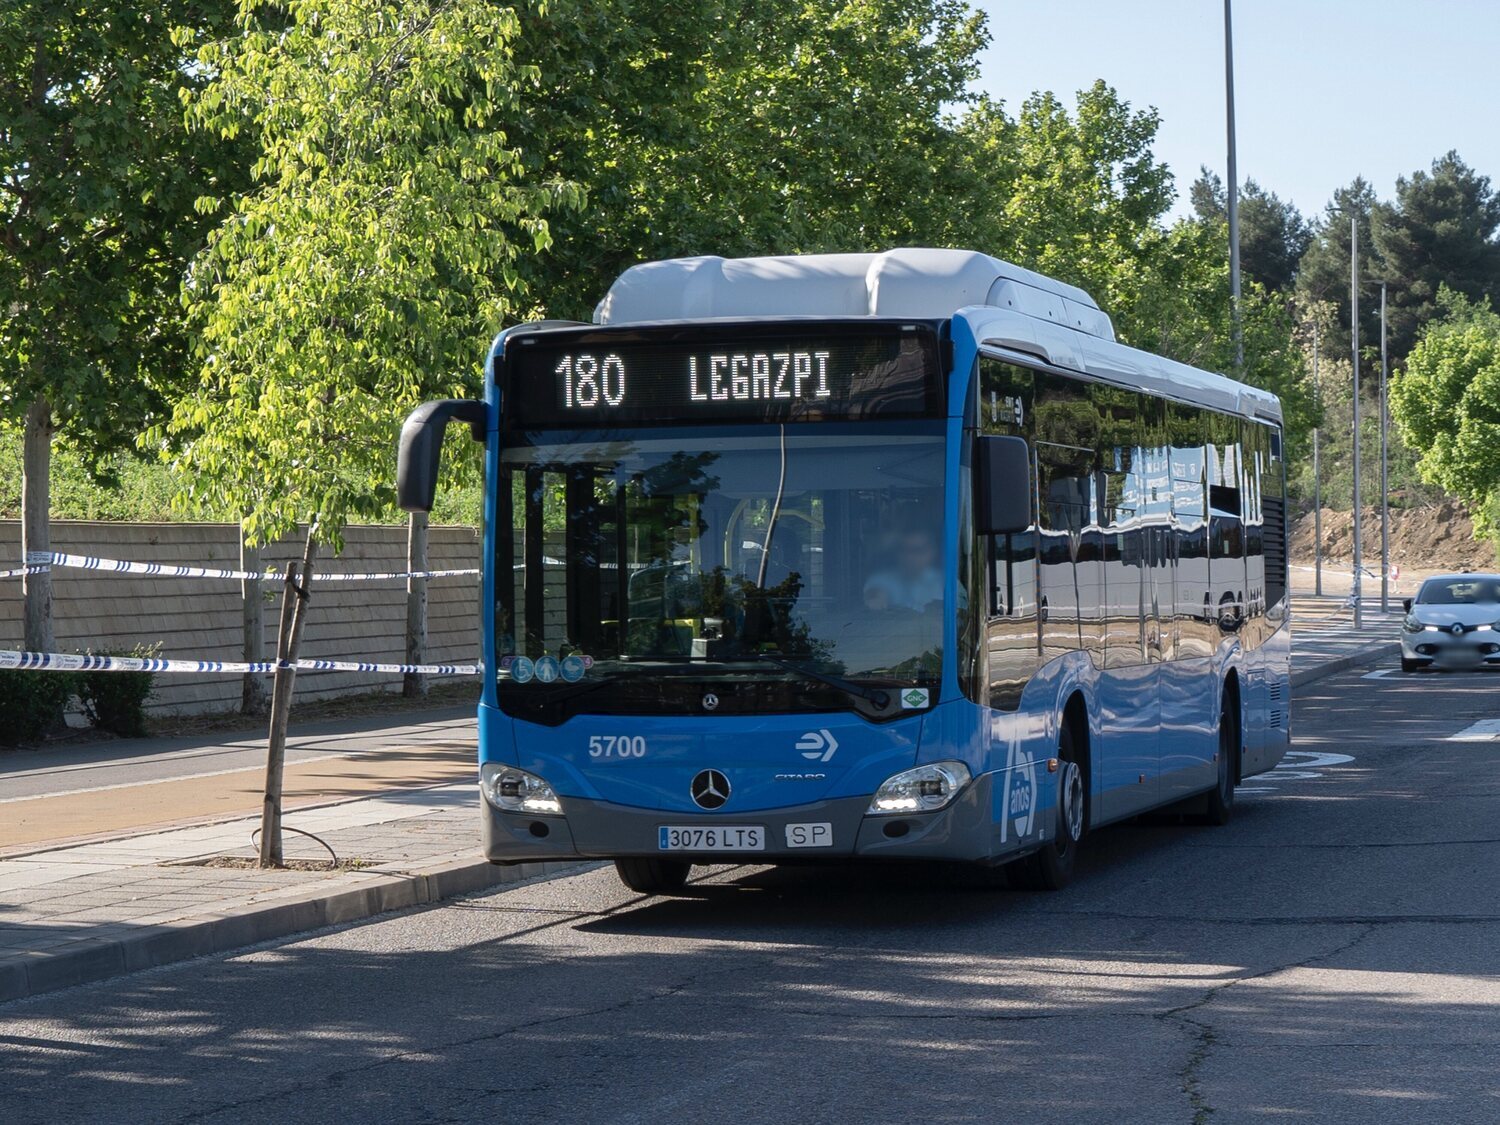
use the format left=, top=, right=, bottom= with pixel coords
left=1008, top=722, right=1083, bottom=891
left=614, top=857, right=691, bottom=895
left=1202, top=692, right=1237, bottom=826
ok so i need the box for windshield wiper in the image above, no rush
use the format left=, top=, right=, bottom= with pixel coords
left=747, top=653, right=893, bottom=709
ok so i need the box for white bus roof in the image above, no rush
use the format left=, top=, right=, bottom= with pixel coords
left=594, top=248, right=1282, bottom=425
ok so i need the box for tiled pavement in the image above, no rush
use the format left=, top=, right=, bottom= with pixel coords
left=0, top=598, right=1399, bottom=1004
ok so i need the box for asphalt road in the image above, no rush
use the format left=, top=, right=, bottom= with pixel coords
left=2, top=663, right=1498, bottom=1124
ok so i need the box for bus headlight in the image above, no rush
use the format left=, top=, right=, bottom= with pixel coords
left=481, top=763, right=563, bottom=816
left=868, top=761, right=971, bottom=815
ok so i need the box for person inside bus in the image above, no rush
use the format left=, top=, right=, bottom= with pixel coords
left=864, top=525, right=942, bottom=612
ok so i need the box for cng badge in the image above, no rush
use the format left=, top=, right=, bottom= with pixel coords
left=901, top=688, right=930, bottom=709
left=785, top=823, right=833, bottom=848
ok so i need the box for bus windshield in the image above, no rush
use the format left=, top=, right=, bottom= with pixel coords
left=495, top=423, right=946, bottom=721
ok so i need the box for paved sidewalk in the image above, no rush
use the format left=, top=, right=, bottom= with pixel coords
left=0, top=606, right=1399, bottom=1006
left=1289, top=594, right=1403, bottom=686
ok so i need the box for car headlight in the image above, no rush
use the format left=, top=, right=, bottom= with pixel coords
left=867, top=761, right=971, bottom=815
left=1403, top=616, right=1425, bottom=634
left=480, top=763, right=563, bottom=815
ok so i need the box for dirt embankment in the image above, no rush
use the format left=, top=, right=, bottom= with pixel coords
left=1289, top=501, right=1497, bottom=571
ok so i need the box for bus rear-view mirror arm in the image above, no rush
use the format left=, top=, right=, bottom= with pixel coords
left=975, top=435, right=1032, bottom=536
left=397, top=399, right=489, bottom=513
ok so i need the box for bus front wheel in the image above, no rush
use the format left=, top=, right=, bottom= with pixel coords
left=1008, top=723, right=1084, bottom=891
left=614, top=857, right=692, bottom=895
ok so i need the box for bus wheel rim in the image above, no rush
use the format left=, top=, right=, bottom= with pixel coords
left=1060, top=760, right=1084, bottom=843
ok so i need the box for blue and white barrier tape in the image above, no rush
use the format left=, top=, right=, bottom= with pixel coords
left=10, top=551, right=477, bottom=583
left=0, top=650, right=479, bottom=676
left=0, top=564, right=49, bottom=579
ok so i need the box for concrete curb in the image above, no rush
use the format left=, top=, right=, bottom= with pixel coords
left=0, top=855, right=591, bottom=1006
left=1291, top=641, right=1398, bottom=689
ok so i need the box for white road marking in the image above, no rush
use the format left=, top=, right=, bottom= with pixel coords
left=1241, top=750, right=1355, bottom=796
left=1447, top=719, right=1500, bottom=742
left=1362, top=668, right=1398, bottom=680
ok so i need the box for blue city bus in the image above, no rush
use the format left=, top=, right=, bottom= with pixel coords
left=397, top=249, right=1291, bottom=894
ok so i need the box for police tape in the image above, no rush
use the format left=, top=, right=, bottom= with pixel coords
left=10, top=551, right=478, bottom=583
left=0, top=650, right=480, bottom=676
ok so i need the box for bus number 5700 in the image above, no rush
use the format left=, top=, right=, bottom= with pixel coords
left=589, top=735, right=647, bottom=759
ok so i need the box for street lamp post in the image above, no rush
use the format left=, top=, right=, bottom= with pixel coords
left=1380, top=282, right=1391, bottom=612
left=1350, top=219, right=1363, bottom=629
left=1224, top=0, right=1243, bottom=374
left=1312, top=321, right=1323, bottom=596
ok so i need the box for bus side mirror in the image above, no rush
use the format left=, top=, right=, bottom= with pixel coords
left=397, top=399, right=489, bottom=513
left=975, top=435, right=1032, bottom=535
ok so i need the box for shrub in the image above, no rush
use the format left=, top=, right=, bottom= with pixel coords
left=0, top=668, right=75, bottom=745
left=77, top=649, right=157, bottom=738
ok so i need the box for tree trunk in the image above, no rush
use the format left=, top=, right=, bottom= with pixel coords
left=241, top=532, right=269, bottom=717
left=403, top=511, right=428, bottom=698
left=21, top=396, right=54, bottom=654
left=258, top=532, right=318, bottom=868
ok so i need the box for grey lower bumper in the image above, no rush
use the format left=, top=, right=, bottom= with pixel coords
left=483, top=773, right=1004, bottom=865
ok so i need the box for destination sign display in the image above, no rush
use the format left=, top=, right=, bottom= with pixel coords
left=502, top=324, right=941, bottom=428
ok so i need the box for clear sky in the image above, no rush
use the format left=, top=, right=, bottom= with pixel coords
left=973, top=0, right=1500, bottom=221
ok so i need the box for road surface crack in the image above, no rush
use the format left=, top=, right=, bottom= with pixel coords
left=1157, top=922, right=1376, bottom=1124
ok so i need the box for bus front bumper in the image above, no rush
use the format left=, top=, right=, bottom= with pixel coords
left=482, top=773, right=999, bottom=866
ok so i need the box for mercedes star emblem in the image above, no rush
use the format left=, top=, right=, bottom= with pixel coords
left=690, top=769, right=731, bottom=810
left=702, top=692, right=720, bottom=711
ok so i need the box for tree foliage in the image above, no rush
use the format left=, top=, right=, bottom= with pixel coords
left=163, top=0, right=582, bottom=545
left=1371, top=151, right=1500, bottom=364
left=511, top=0, right=987, bottom=321
left=1389, top=289, right=1500, bottom=538
left=1190, top=170, right=1311, bottom=293
left=0, top=1, right=242, bottom=461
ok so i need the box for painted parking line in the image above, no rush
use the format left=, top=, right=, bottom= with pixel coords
left=1447, top=719, right=1500, bottom=742
left=1361, top=667, right=1399, bottom=680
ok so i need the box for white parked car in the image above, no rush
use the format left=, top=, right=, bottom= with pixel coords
left=1401, top=574, right=1500, bottom=673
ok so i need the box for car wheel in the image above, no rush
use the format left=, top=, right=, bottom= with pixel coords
left=1008, top=724, right=1083, bottom=891
left=1401, top=657, right=1423, bottom=673
left=614, top=857, right=691, bottom=895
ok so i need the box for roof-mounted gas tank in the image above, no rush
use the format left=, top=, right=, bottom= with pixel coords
left=594, top=248, right=1115, bottom=342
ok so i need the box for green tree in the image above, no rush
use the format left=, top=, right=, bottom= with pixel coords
left=1371, top=151, right=1500, bottom=364
left=1190, top=170, right=1311, bottom=292
left=0, top=2, right=242, bottom=651
left=1389, top=288, right=1500, bottom=539
left=942, top=83, right=1175, bottom=312
left=511, top=0, right=988, bottom=320
left=1296, top=177, right=1383, bottom=364
left=164, top=0, right=580, bottom=546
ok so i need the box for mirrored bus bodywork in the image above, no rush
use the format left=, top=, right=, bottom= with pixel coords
left=397, top=250, right=1290, bottom=894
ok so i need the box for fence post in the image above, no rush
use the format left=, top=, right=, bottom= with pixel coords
left=241, top=532, right=268, bottom=716
left=404, top=511, right=428, bottom=698
left=258, top=534, right=318, bottom=868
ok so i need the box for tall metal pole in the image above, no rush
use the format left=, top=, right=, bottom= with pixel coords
left=1380, top=281, right=1390, bottom=612
left=1224, top=0, right=1243, bottom=374
left=1312, top=321, right=1323, bottom=596
left=1350, top=218, right=1363, bottom=629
